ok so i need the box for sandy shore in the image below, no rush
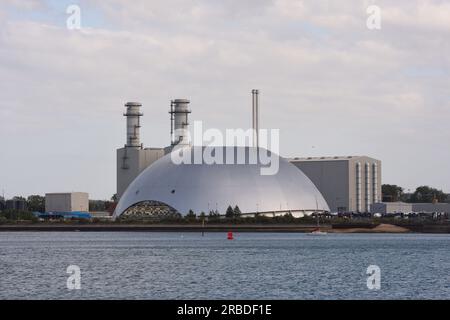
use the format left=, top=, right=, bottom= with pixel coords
left=331, top=223, right=410, bottom=233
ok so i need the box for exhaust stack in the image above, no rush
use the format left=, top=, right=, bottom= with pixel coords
left=124, top=102, right=143, bottom=149
left=170, top=99, right=191, bottom=146
left=252, top=89, right=259, bottom=148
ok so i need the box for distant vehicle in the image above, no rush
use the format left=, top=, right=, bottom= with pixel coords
left=373, top=213, right=382, bottom=218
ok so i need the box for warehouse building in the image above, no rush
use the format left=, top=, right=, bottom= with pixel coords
left=370, top=202, right=412, bottom=214
left=45, top=192, right=89, bottom=213
left=289, top=156, right=382, bottom=213
left=371, top=202, right=450, bottom=214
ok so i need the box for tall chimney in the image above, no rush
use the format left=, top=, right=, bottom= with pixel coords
left=124, top=102, right=143, bottom=148
left=170, top=99, right=191, bottom=146
left=251, top=89, right=259, bottom=148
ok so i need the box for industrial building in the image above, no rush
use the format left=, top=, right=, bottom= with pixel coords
left=370, top=202, right=413, bottom=214
left=45, top=192, right=89, bottom=213
left=289, top=156, right=382, bottom=213
left=371, top=202, right=450, bottom=214
left=115, top=146, right=329, bottom=218
left=5, top=198, right=27, bottom=211
left=116, top=100, right=190, bottom=199
left=114, top=91, right=330, bottom=218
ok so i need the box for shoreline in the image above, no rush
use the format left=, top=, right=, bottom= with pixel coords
left=0, top=223, right=449, bottom=233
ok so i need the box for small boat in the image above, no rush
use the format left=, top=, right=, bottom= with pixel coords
left=308, top=227, right=327, bottom=235
left=308, top=202, right=328, bottom=235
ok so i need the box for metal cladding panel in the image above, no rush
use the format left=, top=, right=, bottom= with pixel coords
left=114, top=146, right=329, bottom=217
left=45, top=193, right=71, bottom=212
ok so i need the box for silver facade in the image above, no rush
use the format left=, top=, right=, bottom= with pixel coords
left=114, top=146, right=330, bottom=217
left=290, top=156, right=382, bottom=213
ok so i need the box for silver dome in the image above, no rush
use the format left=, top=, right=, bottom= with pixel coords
left=114, top=146, right=329, bottom=218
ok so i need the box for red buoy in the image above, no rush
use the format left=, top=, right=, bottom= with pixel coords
left=227, top=232, right=234, bottom=240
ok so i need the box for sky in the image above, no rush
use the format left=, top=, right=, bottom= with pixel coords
left=0, top=0, right=449, bottom=199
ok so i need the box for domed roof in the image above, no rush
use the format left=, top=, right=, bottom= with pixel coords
left=114, top=146, right=329, bottom=217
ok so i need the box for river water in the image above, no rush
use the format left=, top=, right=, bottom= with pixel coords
left=0, top=232, right=449, bottom=299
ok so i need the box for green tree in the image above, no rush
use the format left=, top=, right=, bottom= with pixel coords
left=409, top=186, right=447, bottom=203
left=233, top=205, right=242, bottom=218
left=382, top=184, right=404, bottom=202
left=225, top=205, right=234, bottom=218
left=27, top=195, right=45, bottom=212
left=186, top=209, right=197, bottom=221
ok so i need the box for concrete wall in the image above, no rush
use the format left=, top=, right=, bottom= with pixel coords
left=70, top=192, right=89, bottom=212
left=116, top=147, right=166, bottom=199
left=291, top=160, right=349, bottom=212
left=45, top=192, right=88, bottom=212
left=290, top=156, right=381, bottom=213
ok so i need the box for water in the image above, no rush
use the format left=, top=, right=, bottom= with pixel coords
left=1, top=232, right=450, bottom=299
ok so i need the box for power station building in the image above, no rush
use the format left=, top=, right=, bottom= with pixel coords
left=289, top=156, right=382, bottom=213
left=115, top=146, right=330, bottom=218
left=114, top=91, right=330, bottom=218
left=116, top=100, right=191, bottom=199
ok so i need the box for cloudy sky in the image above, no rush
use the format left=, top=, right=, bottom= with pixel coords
left=0, top=0, right=449, bottom=199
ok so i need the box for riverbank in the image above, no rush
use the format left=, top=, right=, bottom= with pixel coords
left=0, top=223, right=450, bottom=233
left=0, top=223, right=321, bottom=232
left=331, top=223, right=410, bottom=233
left=1, top=222, right=450, bottom=233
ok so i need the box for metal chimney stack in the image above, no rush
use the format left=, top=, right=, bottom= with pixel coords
left=252, top=89, right=259, bottom=148
left=124, top=102, right=143, bottom=148
left=170, top=99, right=191, bottom=146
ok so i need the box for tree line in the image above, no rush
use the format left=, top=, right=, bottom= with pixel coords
left=0, top=195, right=114, bottom=213
left=382, top=185, right=449, bottom=203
